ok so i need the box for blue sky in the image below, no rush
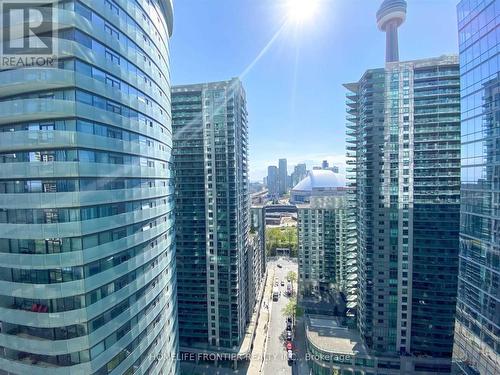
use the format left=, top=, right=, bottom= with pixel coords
left=170, top=0, right=459, bottom=181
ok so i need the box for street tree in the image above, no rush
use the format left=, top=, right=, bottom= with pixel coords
left=282, top=297, right=303, bottom=322
left=287, top=271, right=297, bottom=284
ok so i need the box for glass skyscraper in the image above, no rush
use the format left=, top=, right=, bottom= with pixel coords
left=267, top=165, right=278, bottom=197
left=0, top=1, right=178, bottom=374
left=345, top=55, right=461, bottom=373
left=172, top=79, right=250, bottom=351
left=454, top=1, right=499, bottom=374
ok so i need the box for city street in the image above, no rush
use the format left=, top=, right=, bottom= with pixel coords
left=262, top=258, right=301, bottom=375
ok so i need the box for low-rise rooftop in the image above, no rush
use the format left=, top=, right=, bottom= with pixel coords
left=306, top=315, right=368, bottom=356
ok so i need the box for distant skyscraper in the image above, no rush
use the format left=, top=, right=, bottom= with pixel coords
left=321, top=160, right=329, bottom=169
left=377, top=0, right=407, bottom=63
left=0, top=1, right=178, bottom=374
left=267, top=165, right=278, bottom=196
left=278, top=158, right=288, bottom=195
left=345, top=55, right=461, bottom=371
left=291, top=163, right=307, bottom=187
left=172, top=79, right=250, bottom=350
left=453, top=2, right=499, bottom=374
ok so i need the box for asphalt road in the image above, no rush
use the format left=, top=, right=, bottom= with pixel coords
left=262, top=258, right=299, bottom=375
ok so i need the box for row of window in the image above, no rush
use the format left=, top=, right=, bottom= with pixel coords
left=458, top=0, right=498, bottom=47
left=101, top=0, right=170, bottom=49
left=73, top=0, right=169, bottom=73
left=57, top=27, right=168, bottom=101
left=1, top=88, right=168, bottom=134
left=59, top=57, right=169, bottom=116
left=6, top=247, right=169, bottom=315
left=1, top=231, right=169, bottom=284
left=3, top=282, right=163, bottom=343
left=0, top=177, right=171, bottom=194
left=461, top=56, right=500, bottom=112
left=0, top=149, right=167, bottom=169
left=93, top=304, right=174, bottom=375
left=1, top=294, right=169, bottom=369
left=0, top=211, right=172, bottom=255
left=460, top=24, right=498, bottom=80
left=0, top=119, right=171, bottom=154
left=0, top=196, right=169, bottom=225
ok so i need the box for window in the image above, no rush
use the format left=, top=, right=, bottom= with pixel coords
left=104, top=24, right=119, bottom=39
left=105, top=0, right=119, bottom=15
left=75, top=60, right=91, bottom=76
left=76, top=91, right=92, bottom=106
left=106, top=77, right=121, bottom=89
left=105, top=50, right=120, bottom=65
left=107, top=102, right=121, bottom=114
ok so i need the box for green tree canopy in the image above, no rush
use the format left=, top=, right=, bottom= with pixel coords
left=265, top=226, right=298, bottom=257
left=287, top=271, right=297, bottom=283
left=281, top=297, right=303, bottom=318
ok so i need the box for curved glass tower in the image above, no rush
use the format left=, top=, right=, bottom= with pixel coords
left=0, top=0, right=178, bottom=374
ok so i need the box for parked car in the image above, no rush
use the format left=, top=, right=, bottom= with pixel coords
left=287, top=350, right=294, bottom=365
left=286, top=322, right=292, bottom=331
left=281, top=280, right=285, bottom=286
left=286, top=316, right=293, bottom=324
left=286, top=341, right=293, bottom=351
left=273, top=288, right=279, bottom=301
left=286, top=331, right=293, bottom=340
left=277, top=264, right=282, bottom=268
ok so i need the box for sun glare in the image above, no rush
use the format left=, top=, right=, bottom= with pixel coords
left=287, top=0, right=319, bottom=23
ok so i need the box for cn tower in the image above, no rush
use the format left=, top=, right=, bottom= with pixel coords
left=376, top=0, right=407, bottom=62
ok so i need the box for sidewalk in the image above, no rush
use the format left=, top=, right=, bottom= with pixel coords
left=294, top=316, right=310, bottom=375
left=247, top=267, right=275, bottom=373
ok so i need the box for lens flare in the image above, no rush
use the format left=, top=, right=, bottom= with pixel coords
left=287, top=0, right=319, bottom=23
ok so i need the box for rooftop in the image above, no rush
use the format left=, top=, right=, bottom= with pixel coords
left=296, top=195, right=346, bottom=210
left=305, top=315, right=368, bottom=356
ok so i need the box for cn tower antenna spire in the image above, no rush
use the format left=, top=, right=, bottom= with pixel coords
left=377, top=0, right=407, bottom=63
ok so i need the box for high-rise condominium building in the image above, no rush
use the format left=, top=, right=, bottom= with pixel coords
left=279, top=158, right=288, bottom=194
left=172, top=79, right=250, bottom=351
left=0, top=1, right=178, bottom=374
left=453, top=1, right=499, bottom=374
left=267, top=165, right=279, bottom=197
left=295, top=172, right=348, bottom=299
left=345, top=55, right=461, bottom=372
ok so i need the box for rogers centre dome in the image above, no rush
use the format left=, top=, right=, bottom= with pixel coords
left=291, top=169, right=346, bottom=204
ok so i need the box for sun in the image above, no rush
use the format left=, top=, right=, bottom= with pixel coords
left=287, top=0, right=319, bottom=23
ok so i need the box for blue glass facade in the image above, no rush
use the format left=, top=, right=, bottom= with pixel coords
left=0, top=1, right=178, bottom=374
left=454, top=1, right=499, bottom=374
